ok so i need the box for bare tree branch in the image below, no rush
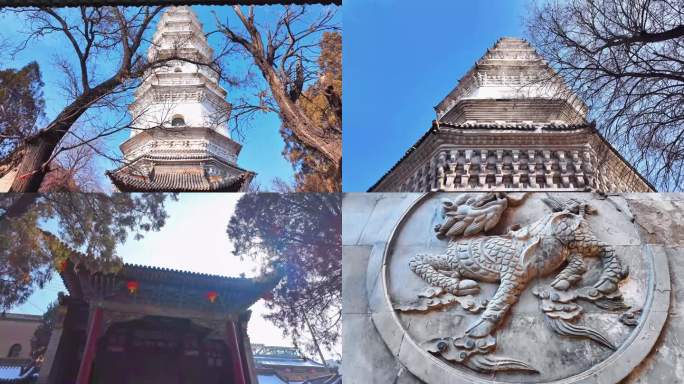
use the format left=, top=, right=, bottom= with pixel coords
left=525, top=0, right=684, bottom=191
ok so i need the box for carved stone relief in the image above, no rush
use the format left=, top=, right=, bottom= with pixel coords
left=367, top=192, right=670, bottom=384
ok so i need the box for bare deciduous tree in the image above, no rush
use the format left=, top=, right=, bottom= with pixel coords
left=1, top=7, right=164, bottom=192
left=1, top=6, right=224, bottom=192
left=525, top=0, right=684, bottom=191
left=215, top=5, right=342, bottom=179
left=39, top=133, right=105, bottom=192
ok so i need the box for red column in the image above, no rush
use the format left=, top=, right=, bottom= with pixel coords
left=226, top=320, right=247, bottom=384
left=76, top=306, right=103, bottom=384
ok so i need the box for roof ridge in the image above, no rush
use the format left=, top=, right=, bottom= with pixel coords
left=122, top=262, right=256, bottom=281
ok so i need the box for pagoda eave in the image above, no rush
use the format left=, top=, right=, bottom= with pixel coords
left=107, top=167, right=254, bottom=192
left=368, top=121, right=654, bottom=193
left=120, top=127, right=242, bottom=157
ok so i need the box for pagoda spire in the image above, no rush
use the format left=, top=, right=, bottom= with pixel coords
left=148, top=6, right=214, bottom=64
left=435, top=37, right=587, bottom=125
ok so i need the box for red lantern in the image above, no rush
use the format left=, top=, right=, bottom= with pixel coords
left=126, top=280, right=139, bottom=295
left=57, top=259, right=68, bottom=273
left=206, top=291, right=218, bottom=303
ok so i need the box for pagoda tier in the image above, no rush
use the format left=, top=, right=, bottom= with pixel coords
left=107, top=6, right=254, bottom=192
left=369, top=38, right=653, bottom=193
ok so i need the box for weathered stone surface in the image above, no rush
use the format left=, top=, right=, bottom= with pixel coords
left=342, top=314, right=418, bottom=383
left=622, top=246, right=684, bottom=384
left=343, top=192, right=681, bottom=384
left=342, top=245, right=372, bottom=315
left=627, top=198, right=684, bottom=246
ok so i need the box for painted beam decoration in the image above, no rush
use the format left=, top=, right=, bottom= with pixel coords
left=367, top=192, right=670, bottom=384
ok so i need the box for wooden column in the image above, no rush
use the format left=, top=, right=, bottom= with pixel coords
left=75, top=306, right=103, bottom=384
left=226, top=319, right=247, bottom=384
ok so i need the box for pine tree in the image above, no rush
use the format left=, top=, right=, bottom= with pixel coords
left=0, top=62, right=45, bottom=158
left=227, top=193, right=341, bottom=359
left=281, top=32, right=342, bottom=192
left=0, top=193, right=173, bottom=310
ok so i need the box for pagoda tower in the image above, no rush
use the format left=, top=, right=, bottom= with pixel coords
left=108, top=6, right=254, bottom=192
left=369, top=37, right=653, bottom=192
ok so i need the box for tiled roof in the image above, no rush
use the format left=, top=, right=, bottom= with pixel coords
left=107, top=169, right=250, bottom=192
left=59, top=258, right=281, bottom=297
left=0, top=0, right=340, bottom=7
left=0, top=365, right=37, bottom=384
left=0, top=314, right=42, bottom=322
left=121, top=263, right=278, bottom=289
left=302, top=374, right=341, bottom=384
left=49, top=232, right=282, bottom=302
left=254, top=356, right=327, bottom=368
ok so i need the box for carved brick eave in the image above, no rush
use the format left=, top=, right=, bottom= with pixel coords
left=132, top=72, right=229, bottom=102
left=438, top=98, right=587, bottom=126
left=370, top=124, right=592, bottom=191
left=587, top=132, right=655, bottom=192
left=369, top=124, right=652, bottom=193
left=119, top=126, right=242, bottom=156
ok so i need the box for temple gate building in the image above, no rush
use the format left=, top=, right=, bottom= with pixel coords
left=107, top=6, right=254, bottom=192
left=369, top=38, right=653, bottom=193
left=37, top=254, right=280, bottom=384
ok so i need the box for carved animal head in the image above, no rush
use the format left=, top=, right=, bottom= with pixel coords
left=435, top=193, right=517, bottom=239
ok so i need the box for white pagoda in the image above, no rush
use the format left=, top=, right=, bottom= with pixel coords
left=108, top=6, right=253, bottom=192
left=370, top=37, right=653, bottom=193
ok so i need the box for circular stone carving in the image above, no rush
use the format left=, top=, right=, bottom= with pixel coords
left=367, top=193, right=670, bottom=384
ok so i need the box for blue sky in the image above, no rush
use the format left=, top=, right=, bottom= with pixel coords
left=12, top=194, right=340, bottom=359
left=343, top=0, right=529, bottom=191
left=0, top=5, right=340, bottom=191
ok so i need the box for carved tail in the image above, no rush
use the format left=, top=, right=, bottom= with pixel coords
left=568, top=222, right=629, bottom=294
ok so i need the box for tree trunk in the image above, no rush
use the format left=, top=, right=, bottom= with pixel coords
left=8, top=135, right=59, bottom=192
left=8, top=77, right=122, bottom=192
left=302, top=309, right=327, bottom=367
left=257, top=60, right=342, bottom=168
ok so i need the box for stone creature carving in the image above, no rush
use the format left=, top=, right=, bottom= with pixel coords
left=433, top=192, right=524, bottom=240
left=397, top=194, right=630, bottom=373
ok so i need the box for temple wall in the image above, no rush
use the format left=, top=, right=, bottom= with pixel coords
left=0, top=314, right=41, bottom=359
left=342, top=193, right=684, bottom=383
